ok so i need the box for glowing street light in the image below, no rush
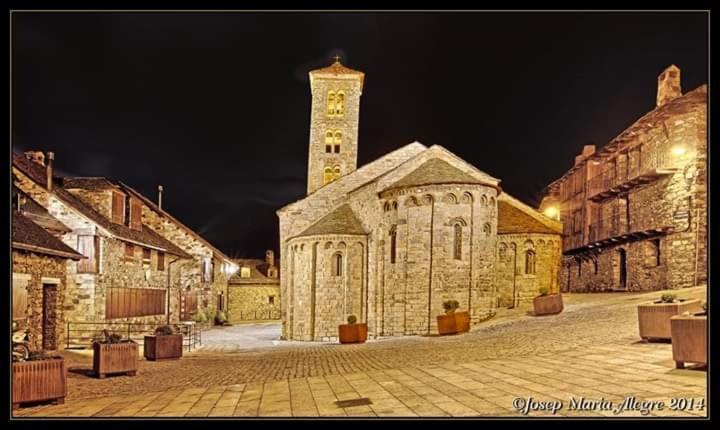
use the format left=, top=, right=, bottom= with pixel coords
left=671, top=145, right=687, bottom=156
left=544, top=206, right=559, bottom=220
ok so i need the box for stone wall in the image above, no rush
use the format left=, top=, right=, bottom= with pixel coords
left=307, top=74, right=362, bottom=194
left=496, top=234, right=561, bottom=307
left=12, top=250, right=67, bottom=351
left=227, top=284, right=281, bottom=322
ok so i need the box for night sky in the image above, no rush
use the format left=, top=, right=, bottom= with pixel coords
left=11, top=12, right=708, bottom=258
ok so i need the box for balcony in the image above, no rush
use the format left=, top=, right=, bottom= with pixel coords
left=564, top=215, right=673, bottom=255
left=586, top=148, right=680, bottom=202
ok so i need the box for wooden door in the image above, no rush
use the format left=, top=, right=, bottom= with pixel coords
left=180, top=291, right=198, bottom=321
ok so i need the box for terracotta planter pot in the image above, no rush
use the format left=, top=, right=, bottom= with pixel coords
left=436, top=314, right=453, bottom=335
left=637, top=299, right=702, bottom=341
left=454, top=311, right=470, bottom=333
left=93, top=341, right=138, bottom=378
left=338, top=323, right=368, bottom=344
left=670, top=315, right=707, bottom=369
left=12, top=357, right=67, bottom=409
left=144, top=334, right=183, bottom=361
left=533, top=294, right=564, bottom=316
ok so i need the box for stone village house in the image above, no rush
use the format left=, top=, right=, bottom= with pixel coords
left=12, top=151, right=237, bottom=347
left=278, top=59, right=563, bottom=342
left=12, top=186, right=85, bottom=351
left=227, top=251, right=281, bottom=323
left=540, top=65, right=707, bottom=292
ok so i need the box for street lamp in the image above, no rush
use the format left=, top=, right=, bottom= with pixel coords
left=544, top=206, right=559, bottom=220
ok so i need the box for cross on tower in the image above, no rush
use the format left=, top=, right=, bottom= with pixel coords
left=332, top=55, right=341, bottom=63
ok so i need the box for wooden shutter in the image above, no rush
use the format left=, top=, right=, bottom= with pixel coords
left=111, top=192, right=125, bottom=224
left=157, top=252, right=165, bottom=271
left=13, top=282, right=28, bottom=320
left=77, top=235, right=97, bottom=273
left=130, top=198, right=142, bottom=231
left=124, top=243, right=134, bottom=259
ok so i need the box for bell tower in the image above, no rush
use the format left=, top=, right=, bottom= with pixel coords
left=306, top=56, right=364, bottom=195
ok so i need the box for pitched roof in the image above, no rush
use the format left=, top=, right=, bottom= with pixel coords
left=117, top=181, right=235, bottom=264
left=278, top=142, right=427, bottom=214
left=309, top=60, right=365, bottom=89
left=12, top=212, right=85, bottom=260
left=384, top=158, right=491, bottom=192
left=12, top=152, right=192, bottom=259
left=228, top=259, right=280, bottom=285
left=13, top=186, right=71, bottom=233
left=62, top=177, right=118, bottom=191
left=296, top=204, right=367, bottom=238
left=497, top=194, right=562, bottom=235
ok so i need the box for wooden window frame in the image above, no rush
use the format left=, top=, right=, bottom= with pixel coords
left=124, top=243, right=135, bottom=261
left=77, top=235, right=99, bottom=274
left=111, top=191, right=125, bottom=224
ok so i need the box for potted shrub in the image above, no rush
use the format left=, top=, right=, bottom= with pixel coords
left=12, top=351, right=66, bottom=410
left=93, top=330, right=138, bottom=378
left=193, top=309, right=209, bottom=328
left=533, top=287, right=564, bottom=316
left=144, top=325, right=183, bottom=361
left=215, top=310, right=231, bottom=326
left=338, top=315, right=368, bottom=344
left=638, top=293, right=702, bottom=341
left=437, top=300, right=470, bottom=335
left=670, top=301, right=707, bottom=369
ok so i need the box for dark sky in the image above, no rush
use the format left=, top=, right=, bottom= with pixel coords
left=11, top=12, right=708, bottom=258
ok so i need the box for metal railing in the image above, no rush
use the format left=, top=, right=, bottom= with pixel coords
left=66, top=321, right=202, bottom=351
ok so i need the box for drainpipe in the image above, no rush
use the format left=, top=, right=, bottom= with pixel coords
left=694, top=207, right=700, bottom=287
left=167, top=257, right=182, bottom=325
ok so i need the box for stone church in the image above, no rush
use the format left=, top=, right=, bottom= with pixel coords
left=278, top=59, right=562, bottom=342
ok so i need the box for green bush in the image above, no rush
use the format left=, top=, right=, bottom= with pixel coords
left=193, top=311, right=208, bottom=323
left=347, top=315, right=358, bottom=325
left=660, top=293, right=677, bottom=303
left=538, top=287, right=550, bottom=297
left=215, top=311, right=227, bottom=325
left=442, top=300, right=460, bottom=314
left=155, top=325, right=174, bottom=336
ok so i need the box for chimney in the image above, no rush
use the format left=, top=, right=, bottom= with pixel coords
left=158, top=185, right=164, bottom=210
left=656, top=65, right=682, bottom=108
left=266, top=250, right=275, bottom=267
left=581, top=145, right=596, bottom=158
left=46, top=152, right=54, bottom=191
left=24, top=151, right=45, bottom=166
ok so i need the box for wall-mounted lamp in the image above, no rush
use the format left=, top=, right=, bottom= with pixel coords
left=671, top=145, right=687, bottom=156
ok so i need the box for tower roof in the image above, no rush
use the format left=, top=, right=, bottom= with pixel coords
left=309, top=59, right=365, bottom=90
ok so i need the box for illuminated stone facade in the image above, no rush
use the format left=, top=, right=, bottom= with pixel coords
left=541, top=65, right=707, bottom=292
left=278, top=60, right=562, bottom=341
left=227, top=253, right=281, bottom=322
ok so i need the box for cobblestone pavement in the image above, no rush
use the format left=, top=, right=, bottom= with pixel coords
left=13, top=287, right=707, bottom=418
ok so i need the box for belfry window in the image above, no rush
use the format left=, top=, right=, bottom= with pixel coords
left=389, top=227, right=397, bottom=264
left=332, top=252, right=343, bottom=277
left=327, top=91, right=336, bottom=116
left=323, top=167, right=334, bottom=185
left=336, top=91, right=345, bottom=116
left=334, top=131, right=342, bottom=153
left=525, top=250, right=536, bottom=275
left=325, top=131, right=333, bottom=153
left=453, top=224, right=462, bottom=260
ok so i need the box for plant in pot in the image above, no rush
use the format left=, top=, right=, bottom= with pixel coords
left=93, top=330, right=138, bottom=378
left=12, top=350, right=66, bottom=409
left=215, top=311, right=230, bottom=326
left=193, top=309, right=209, bottom=327
left=638, top=293, right=702, bottom=341
left=670, top=301, right=707, bottom=369
left=144, top=325, right=183, bottom=361
left=533, top=287, right=564, bottom=316
left=437, top=300, right=470, bottom=335
left=338, top=315, right=368, bottom=344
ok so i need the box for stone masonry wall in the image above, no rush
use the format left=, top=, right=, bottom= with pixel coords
left=12, top=250, right=68, bottom=351
left=227, top=284, right=281, bottom=322
left=496, top=234, right=561, bottom=308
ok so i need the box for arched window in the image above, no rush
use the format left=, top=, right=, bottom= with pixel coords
left=323, top=167, right=333, bottom=185
left=453, top=224, right=462, bottom=260
left=333, top=166, right=341, bottom=181
left=334, top=131, right=342, bottom=153
left=389, top=227, right=397, bottom=264
left=332, top=252, right=343, bottom=276
left=525, top=250, right=536, bottom=274
left=336, top=91, right=345, bottom=116
left=327, top=91, right=336, bottom=116
left=325, top=131, right=333, bottom=153
left=483, top=222, right=492, bottom=236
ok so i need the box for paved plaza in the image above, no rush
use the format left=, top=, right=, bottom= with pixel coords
left=13, top=287, right=707, bottom=418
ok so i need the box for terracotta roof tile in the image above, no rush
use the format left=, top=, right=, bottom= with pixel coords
left=12, top=212, right=84, bottom=260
